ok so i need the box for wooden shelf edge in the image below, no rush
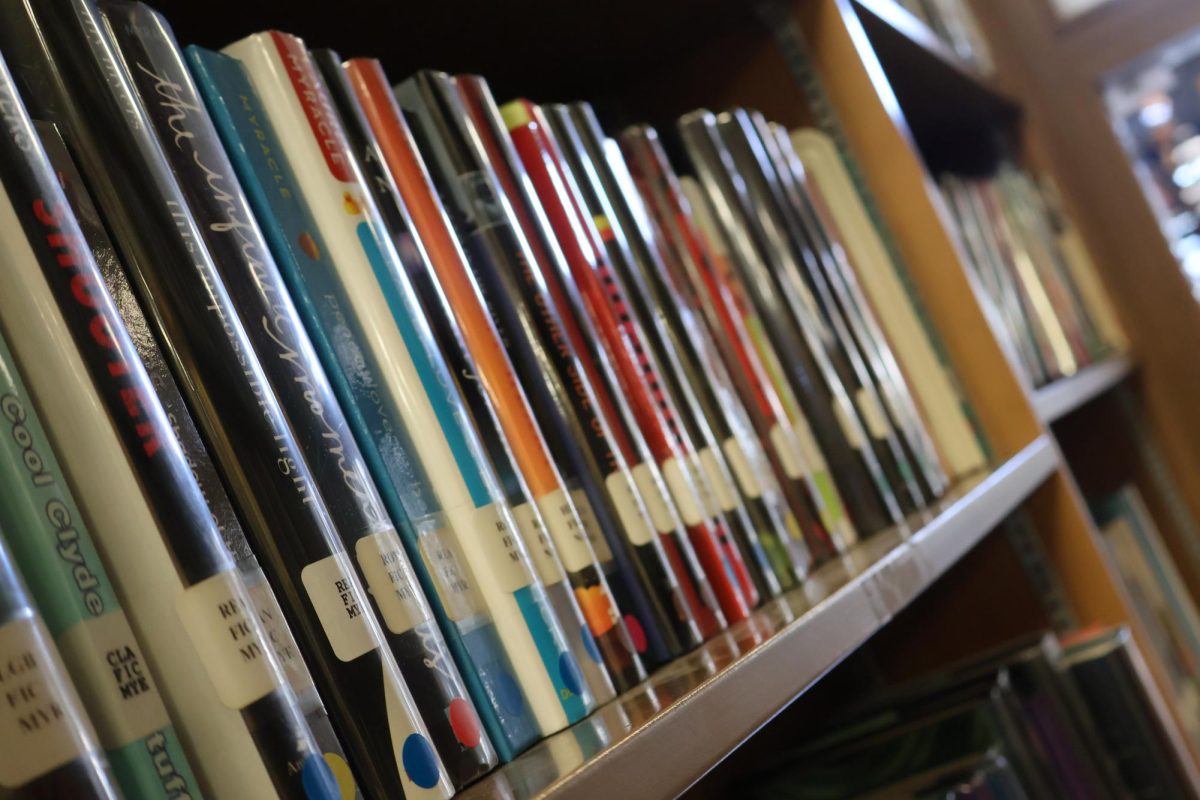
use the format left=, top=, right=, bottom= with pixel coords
left=850, top=0, right=1019, bottom=113
left=458, top=436, right=1059, bottom=800
left=1032, top=354, right=1135, bottom=423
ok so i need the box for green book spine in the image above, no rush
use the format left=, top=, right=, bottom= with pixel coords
left=0, top=331, right=203, bottom=799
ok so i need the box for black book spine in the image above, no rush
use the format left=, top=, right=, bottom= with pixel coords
left=0, top=28, right=326, bottom=798
left=548, top=105, right=806, bottom=589
left=675, top=112, right=898, bottom=536
left=395, top=70, right=658, bottom=680
left=101, top=6, right=491, bottom=788
left=34, top=117, right=358, bottom=792
left=0, top=0, right=450, bottom=795
left=0, top=530, right=117, bottom=799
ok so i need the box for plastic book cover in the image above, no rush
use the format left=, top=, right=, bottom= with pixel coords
left=676, top=110, right=899, bottom=536
left=224, top=30, right=584, bottom=750
left=316, top=53, right=632, bottom=700
left=0, top=530, right=118, bottom=798
left=0, top=23, right=337, bottom=798
left=716, top=108, right=923, bottom=516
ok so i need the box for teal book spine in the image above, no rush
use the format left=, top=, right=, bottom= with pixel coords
left=0, top=330, right=203, bottom=799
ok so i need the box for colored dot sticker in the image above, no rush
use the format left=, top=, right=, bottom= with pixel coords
left=402, top=733, right=441, bottom=789
left=321, top=752, right=357, bottom=800
left=301, top=753, right=340, bottom=800
left=558, top=652, right=584, bottom=696
left=494, top=670, right=525, bottom=716
left=448, top=697, right=482, bottom=749
left=581, top=628, right=602, bottom=664
left=624, top=613, right=648, bottom=654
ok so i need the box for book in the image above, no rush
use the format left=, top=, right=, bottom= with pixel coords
left=3, top=2, right=450, bottom=795
left=716, top=108, right=925, bottom=516
left=316, top=53, right=632, bottom=700
left=677, top=110, right=899, bottom=537
left=184, top=44, right=539, bottom=765
left=225, top=30, right=585, bottom=748
left=452, top=72, right=719, bottom=656
left=100, top=8, right=492, bottom=789
left=533, top=100, right=803, bottom=596
left=0, top=28, right=336, bottom=798
left=789, top=127, right=988, bottom=480
left=494, top=93, right=753, bottom=625
left=764, top=119, right=948, bottom=500
left=563, top=103, right=826, bottom=572
left=1092, top=486, right=1200, bottom=752
left=34, top=118, right=359, bottom=797
left=0, top=531, right=118, bottom=798
left=0, top=323, right=202, bottom=798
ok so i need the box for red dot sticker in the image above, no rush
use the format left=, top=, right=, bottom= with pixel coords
left=624, top=613, right=648, bottom=653
left=448, top=697, right=482, bottom=749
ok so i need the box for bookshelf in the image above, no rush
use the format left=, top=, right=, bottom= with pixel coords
left=459, top=437, right=1057, bottom=799
left=1032, top=355, right=1136, bottom=423
left=47, top=0, right=1200, bottom=794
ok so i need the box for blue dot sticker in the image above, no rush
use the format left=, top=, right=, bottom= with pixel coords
left=558, top=652, right=584, bottom=696
left=581, top=628, right=602, bottom=664
left=301, top=753, right=340, bottom=800
left=494, top=669, right=525, bottom=716
left=402, top=733, right=441, bottom=789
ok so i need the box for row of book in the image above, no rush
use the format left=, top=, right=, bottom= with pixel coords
left=743, top=627, right=1198, bottom=799
left=893, top=0, right=995, bottom=74
left=0, top=0, right=994, bottom=797
left=941, top=166, right=1127, bottom=388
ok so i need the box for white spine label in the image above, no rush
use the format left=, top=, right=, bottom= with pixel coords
left=175, top=570, right=278, bottom=710
left=686, top=456, right=722, bottom=518
left=472, top=503, right=535, bottom=594
left=722, top=437, right=764, bottom=500
left=570, top=489, right=614, bottom=565
left=855, top=387, right=891, bottom=440
left=356, top=530, right=431, bottom=636
left=769, top=422, right=809, bottom=480
left=244, top=573, right=312, bottom=697
left=510, top=501, right=564, bottom=586
left=698, top=446, right=742, bottom=512
left=607, top=467, right=657, bottom=545
left=833, top=398, right=866, bottom=450
left=0, top=614, right=95, bottom=788
left=300, top=553, right=376, bottom=662
left=661, top=457, right=705, bottom=526
left=416, top=527, right=482, bottom=623
left=535, top=487, right=593, bottom=575
left=57, top=611, right=170, bottom=750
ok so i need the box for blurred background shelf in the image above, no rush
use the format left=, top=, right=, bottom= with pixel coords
left=459, top=436, right=1058, bottom=800
left=1033, top=354, right=1136, bottom=423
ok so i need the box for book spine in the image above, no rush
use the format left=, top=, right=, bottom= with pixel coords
left=184, top=45, right=534, bottom=765
left=502, top=102, right=751, bottom=626
left=0, top=534, right=118, bottom=799
left=547, top=104, right=810, bottom=585
left=717, top=109, right=919, bottom=517
left=225, top=30, right=577, bottom=748
left=343, top=59, right=700, bottom=666
left=675, top=112, right=898, bottom=536
left=507, top=100, right=784, bottom=604
left=673, top=167, right=855, bottom=553
left=590, top=113, right=838, bottom=567
left=314, top=53, right=630, bottom=702
left=383, top=66, right=604, bottom=730
left=11, top=2, right=448, bottom=795
left=101, top=7, right=488, bottom=790
left=0, top=25, right=330, bottom=798
left=0, top=327, right=202, bottom=799
left=32, top=117, right=356, bottom=793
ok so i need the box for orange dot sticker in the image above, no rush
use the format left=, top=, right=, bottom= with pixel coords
left=342, top=192, right=360, bottom=216
left=298, top=231, right=321, bottom=261
left=573, top=585, right=616, bottom=636
left=448, top=697, right=482, bottom=749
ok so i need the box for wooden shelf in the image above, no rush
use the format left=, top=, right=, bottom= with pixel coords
left=1033, top=355, right=1135, bottom=423
left=852, top=0, right=1021, bottom=173
left=458, top=436, right=1059, bottom=799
